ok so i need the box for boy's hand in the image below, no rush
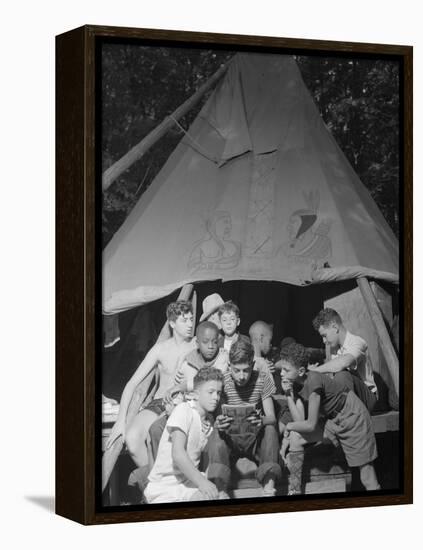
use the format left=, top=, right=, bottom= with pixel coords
left=198, top=479, right=219, bottom=500
left=281, top=378, right=293, bottom=395
left=164, top=386, right=181, bottom=405
left=215, top=414, right=233, bottom=432
left=174, top=369, right=184, bottom=385
left=246, top=411, right=263, bottom=427
left=280, top=433, right=290, bottom=464
left=267, top=361, right=276, bottom=374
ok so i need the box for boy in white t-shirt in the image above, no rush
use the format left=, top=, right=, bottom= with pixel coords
left=144, top=367, right=224, bottom=503
left=309, top=308, right=378, bottom=412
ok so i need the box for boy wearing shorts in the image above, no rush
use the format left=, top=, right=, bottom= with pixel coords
left=279, top=342, right=380, bottom=492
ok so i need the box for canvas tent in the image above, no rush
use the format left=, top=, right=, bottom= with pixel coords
left=103, top=53, right=398, bottom=315
left=101, top=52, right=400, bottom=496
left=103, top=52, right=399, bottom=397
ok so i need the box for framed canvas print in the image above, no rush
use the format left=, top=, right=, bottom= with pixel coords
left=56, top=25, right=412, bottom=525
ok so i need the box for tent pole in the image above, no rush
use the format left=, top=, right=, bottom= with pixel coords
left=102, top=62, right=230, bottom=191
left=192, top=290, right=197, bottom=335
left=102, top=283, right=194, bottom=493
left=356, top=277, right=399, bottom=398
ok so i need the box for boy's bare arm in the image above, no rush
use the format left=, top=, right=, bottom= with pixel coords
left=281, top=379, right=305, bottom=422
left=287, top=396, right=305, bottom=422
left=285, top=392, right=320, bottom=433
left=309, top=354, right=355, bottom=374
left=261, top=395, right=277, bottom=425
left=118, top=343, right=162, bottom=413
left=171, top=429, right=218, bottom=499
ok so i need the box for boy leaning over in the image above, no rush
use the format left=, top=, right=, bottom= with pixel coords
left=310, top=308, right=378, bottom=411
left=144, top=367, right=224, bottom=503
left=280, top=342, right=380, bottom=491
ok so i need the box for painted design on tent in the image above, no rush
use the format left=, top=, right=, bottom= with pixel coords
left=280, top=189, right=332, bottom=266
left=187, top=211, right=241, bottom=274
left=245, top=152, right=277, bottom=262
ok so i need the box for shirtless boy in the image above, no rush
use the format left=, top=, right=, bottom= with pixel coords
left=106, top=301, right=195, bottom=478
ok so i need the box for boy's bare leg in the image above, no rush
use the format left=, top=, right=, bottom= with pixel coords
left=359, top=463, right=381, bottom=490
left=125, top=409, right=159, bottom=468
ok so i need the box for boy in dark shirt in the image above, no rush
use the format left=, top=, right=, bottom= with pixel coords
left=280, top=343, right=380, bottom=492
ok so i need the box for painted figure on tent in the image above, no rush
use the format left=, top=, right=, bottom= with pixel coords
left=279, top=189, right=332, bottom=267
left=188, top=211, right=241, bottom=273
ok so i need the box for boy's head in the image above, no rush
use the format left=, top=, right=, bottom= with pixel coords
left=229, top=336, right=254, bottom=387
left=218, top=300, right=240, bottom=337
left=166, top=300, right=194, bottom=339
left=193, top=366, right=223, bottom=413
left=196, top=321, right=219, bottom=361
left=312, top=308, right=343, bottom=348
left=249, top=320, right=273, bottom=355
left=279, top=343, right=308, bottom=382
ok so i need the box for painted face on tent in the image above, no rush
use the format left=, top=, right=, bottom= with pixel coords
left=214, top=214, right=232, bottom=239
left=195, top=380, right=223, bottom=413
left=197, top=327, right=219, bottom=361
left=230, top=361, right=253, bottom=387
left=171, top=312, right=194, bottom=339
left=287, top=210, right=317, bottom=241
left=220, top=312, right=240, bottom=337
left=318, top=323, right=340, bottom=348
left=287, top=214, right=302, bottom=240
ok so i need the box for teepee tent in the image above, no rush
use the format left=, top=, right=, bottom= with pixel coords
left=101, top=52, right=400, bottom=495
left=103, top=53, right=398, bottom=316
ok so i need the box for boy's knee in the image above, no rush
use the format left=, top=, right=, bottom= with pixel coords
left=125, top=423, right=147, bottom=453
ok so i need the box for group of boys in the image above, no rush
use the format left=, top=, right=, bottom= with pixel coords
left=106, top=294, right=380, bottom=503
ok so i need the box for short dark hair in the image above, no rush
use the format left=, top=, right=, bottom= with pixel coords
left=312, top=308, right=342, bottom=331
left=218, top=300, right=240, bottom=319
left=166, top=300, right=193, bottom=322
left=193, top=366, right=224, bottom=388
left=196, top=321, right=219, bottom=338
left=229, top=335, right=254, bottom=366
left=279, top=343, right=309, bottom=370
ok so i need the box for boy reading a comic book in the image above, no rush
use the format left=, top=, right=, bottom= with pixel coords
left=207, top=337, right=281, bottom=497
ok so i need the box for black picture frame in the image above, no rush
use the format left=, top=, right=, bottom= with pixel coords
left=56, top=25, right=412, bottom=525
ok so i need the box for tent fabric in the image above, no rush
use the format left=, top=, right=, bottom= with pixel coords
left=103, top=53, right=399, bottom=314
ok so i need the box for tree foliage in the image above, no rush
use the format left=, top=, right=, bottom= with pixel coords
left=102, top=46, right=399, bottom=247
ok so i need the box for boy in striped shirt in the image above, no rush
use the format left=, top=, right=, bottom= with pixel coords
left=207, top=336, right=281, bottom=497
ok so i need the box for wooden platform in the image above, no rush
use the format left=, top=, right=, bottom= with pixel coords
left=101, top=408, right=400, bottom=503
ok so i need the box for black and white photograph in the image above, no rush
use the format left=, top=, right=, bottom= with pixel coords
left=100, top=40, right=402, bottom=509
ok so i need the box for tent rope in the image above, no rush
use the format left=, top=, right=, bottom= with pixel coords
left=169, top=114, right=220, bottom=165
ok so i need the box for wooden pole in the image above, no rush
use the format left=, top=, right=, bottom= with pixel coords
left=356, top=277, right=399, bottom=398
left=102, top=284, right=194, bottom=492
left=192, top=290, right=197, bottom=335
left=102, top=63, right=229, bottom=191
